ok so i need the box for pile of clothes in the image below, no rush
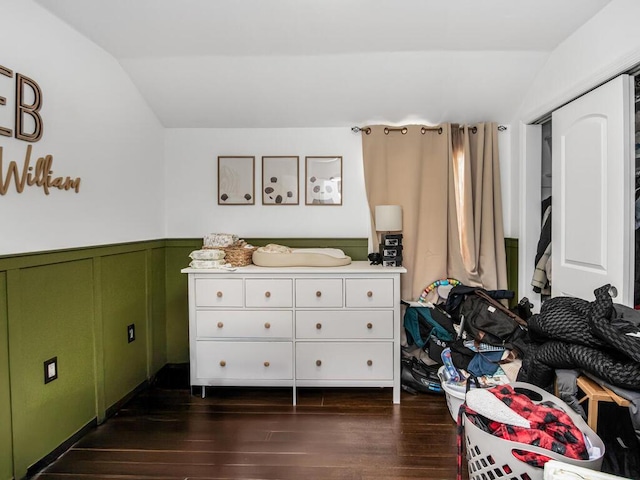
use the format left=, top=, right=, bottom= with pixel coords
left=401, top=296, right=520, bottom=395
left=519, top=284, right=640, bottom=392
left=517, top=284, right=640, bottom=478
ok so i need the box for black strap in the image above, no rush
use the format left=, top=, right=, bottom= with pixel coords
left=474, top=289, right=528, bottom=327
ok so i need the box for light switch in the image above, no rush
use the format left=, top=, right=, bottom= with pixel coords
left=44, top=357, right=58, bottom=384
left=127, top=324, right=135, bottom=343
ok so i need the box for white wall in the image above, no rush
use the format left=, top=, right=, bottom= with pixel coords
left=0, top=0, right=164, bottom=255
left=0, top=0, right=520, bottom=256
left=518, top=0, right=640, bottom=123
left=497, top=127, right=515, bottom=238
left=164, top=126, right=516, bottom=242
left=164, top=128, right=370, bottom=239
left=515, top=0, right=640, bottom=307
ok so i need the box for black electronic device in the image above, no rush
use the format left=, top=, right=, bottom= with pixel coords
left=382, top=233, right=403, bottom=246
left=381, top=245, right=403, bottom=257
left=379, top=233, right=403, bottom=267
left=382, top=258, right=402, bottom=267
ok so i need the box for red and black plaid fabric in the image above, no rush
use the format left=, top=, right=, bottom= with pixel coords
left=488, top=385, right=589, bottom=465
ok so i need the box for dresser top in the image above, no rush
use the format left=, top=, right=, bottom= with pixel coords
left=181, top=260, right=407, bottom=275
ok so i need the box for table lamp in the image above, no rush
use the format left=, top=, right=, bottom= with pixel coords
left=375, top=205, right=402, bottom=233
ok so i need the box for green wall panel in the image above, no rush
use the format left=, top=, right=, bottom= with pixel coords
left=8, top=261, right=96, bottom=478
left=505, top=238, right=519, bottom=307
left=150, top=248, right=167, bottom=373
left=165, top=243, right=198, bottom=363
left=0, top=272, right=12, bottom=480
left=101, top=252, right=148, bottom=409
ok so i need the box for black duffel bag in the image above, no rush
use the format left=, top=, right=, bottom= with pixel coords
left=447, top=286, right=529, bottom=356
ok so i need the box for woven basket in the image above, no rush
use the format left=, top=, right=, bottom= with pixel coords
left=206, top=241, right=256, bottom=266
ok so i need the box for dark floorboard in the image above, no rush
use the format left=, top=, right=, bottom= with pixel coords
left=32, top=369, right=468, bottom=480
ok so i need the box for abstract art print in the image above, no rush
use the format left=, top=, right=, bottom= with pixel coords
left=262, top=156, right=299, bottom=205
left=305, top=156, right=342, bottom=205
left=218, top=156, right=255, bottom=205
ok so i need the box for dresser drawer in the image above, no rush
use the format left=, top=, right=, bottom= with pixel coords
left=245, top=279, right=293, bottom=308
left=195, top=341, right=293, bottom=380
left=195, top=278, right=243, bottom=307
left=296, top=310, right=393, bottom=339
left=345, top=278, right=394, bottom=308
left=296, top=342, right=393, bottom=380
left=196, top=310, right=293, bottom=338
left=295, top=278, right=343, bottom=307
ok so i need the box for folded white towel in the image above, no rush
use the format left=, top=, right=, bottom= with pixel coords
left=189, top=259, right=226, bottom=269
left=189, top=249, right=225, bottom=260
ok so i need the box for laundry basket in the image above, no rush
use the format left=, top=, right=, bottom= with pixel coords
left=462, top=382, right=605, bottom=480
left=438, top=366, right=466, bottom=421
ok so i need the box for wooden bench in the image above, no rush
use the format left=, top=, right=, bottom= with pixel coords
left=576, top=375, right=630, bottom=431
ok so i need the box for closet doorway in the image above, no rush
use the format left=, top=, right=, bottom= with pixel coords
left=521, top=74, right=636, bottom=309
left=530, top=120, right=552, bottom=304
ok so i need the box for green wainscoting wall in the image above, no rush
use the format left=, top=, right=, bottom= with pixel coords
left=505, top=238, right=519, bottom=307
left=101, top=252, right=149, bottom=410
left=150, top=248, right=168, bottom=375
left=0, top=272, right=12, bottom=480
left=8, top=261, right=96, bottom=477
left=0, top=236, right=516, bottom=480
left=0, top=237, right=368, bottom=480
left=0, top=241, right=168, bottom=480
left=165, top=239, right=199, bottom=363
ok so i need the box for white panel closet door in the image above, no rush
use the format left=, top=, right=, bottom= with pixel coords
left=551, top=74, right=634, bottom=305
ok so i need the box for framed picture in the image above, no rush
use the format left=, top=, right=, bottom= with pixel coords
left=262, top=156, right=299, bottom=205
left=218, top=156, right=255, bottom=205
left=305, top=156, right=342, bottom=205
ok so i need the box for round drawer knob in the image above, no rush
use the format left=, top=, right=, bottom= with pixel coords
left=217, top=322, right=224, bottom=328
left=264, top=322, right=271, bottom=329
left=264, top=361, right=270, bottom=367
left=265, top=291, right=271, bottom=298
left=316, top=291, right=322, bottom=297
left=367, top=291, right=373, bottom=298
left=316, top=360, right=322, bottom=367
left=216, top=291, right=223, bottom=298
left=367, top=360, right=373, bottom=366
left=316, top=323, right=322, bottom=329
left=367, top=323, right=373, bottom=329
left=219, top=360, right=226, bottom=367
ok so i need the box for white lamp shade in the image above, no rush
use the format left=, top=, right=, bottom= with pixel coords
left=375, top=205, right=403, bottom=231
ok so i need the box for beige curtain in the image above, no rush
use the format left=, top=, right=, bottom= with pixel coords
left=362, top=123, right=507, bottom=301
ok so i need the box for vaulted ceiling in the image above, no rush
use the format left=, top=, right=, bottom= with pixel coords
left=34, top=0, right=613, bottom=127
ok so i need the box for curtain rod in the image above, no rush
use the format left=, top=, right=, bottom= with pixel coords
left=351, top=125, right=508, bottom=135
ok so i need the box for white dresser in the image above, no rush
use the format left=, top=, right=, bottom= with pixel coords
left=181, top=261, right=406, bottom=404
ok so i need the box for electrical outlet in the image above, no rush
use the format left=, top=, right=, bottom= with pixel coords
left=44, top=357, right=58, bottom=384
left=127, top=323, right=135, bottom=343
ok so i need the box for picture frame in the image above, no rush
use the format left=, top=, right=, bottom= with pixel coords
left=305, top=156, right=342, bottom=205
left=217, top=156, right=255, bottom=205
left=262, top=156, right=299, bottom=205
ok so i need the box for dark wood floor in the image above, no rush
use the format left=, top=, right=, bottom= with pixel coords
left=33, top=369, right=467, bottom=480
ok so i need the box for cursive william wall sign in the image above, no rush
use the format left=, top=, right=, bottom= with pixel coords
left=0, top=63, right=81, bottom=195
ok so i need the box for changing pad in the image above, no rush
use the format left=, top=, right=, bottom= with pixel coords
left=252, top=244, right=352, bottom=267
